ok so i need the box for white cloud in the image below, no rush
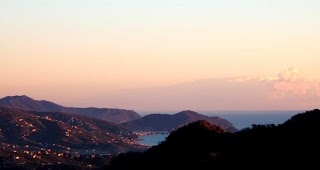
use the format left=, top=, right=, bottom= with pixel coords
left=97, top=67, right=320, bottom=110
left=278, top=67, right=299, bottom=81
left=259, top=68, right=320, bottom=108
left=232, top=67, right=300, bottom=82
left=236, top=67, right=320, bottom=98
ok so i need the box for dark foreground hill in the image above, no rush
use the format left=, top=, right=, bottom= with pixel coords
left=0, top=106, right=145, bottom=155
left=108, top=109, right=320, bottom=170
left=0, top=95, right=141, bottom=123
left=122, top=110, right=237, bottom=132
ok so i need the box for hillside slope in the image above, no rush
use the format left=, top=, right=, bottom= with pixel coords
left=0, top=106, right=145, bottom=154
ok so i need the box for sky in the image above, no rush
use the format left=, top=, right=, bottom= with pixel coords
left=0, top=0, right=320, bottom=111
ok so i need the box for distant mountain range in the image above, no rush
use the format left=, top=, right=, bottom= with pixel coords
left=0, top=106, right=145, bottom=154
left=0, top=95, right=141, bottom=123
left=122, top=110, right=237, bottom=132
left=0, top=96, right=238, bottom=133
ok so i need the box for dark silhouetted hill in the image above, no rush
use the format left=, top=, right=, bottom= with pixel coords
left=122, top=110, right=237, bottom=132
left=0, top=95, right=141, bottom=123
left=108, top=109, right=320, bottom=170
left=0, top=106, right=145, bottom=155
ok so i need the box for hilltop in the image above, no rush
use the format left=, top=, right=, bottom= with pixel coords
left=122, top=110, right=237, bottom=132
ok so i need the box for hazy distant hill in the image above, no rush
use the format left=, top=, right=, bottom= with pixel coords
left=122, top=110, right=237, bottom=132
left=0, top=95, right=141, bottom=123
left=0, top=106, right=145, bottom=154
left=109, top=109, right=320, bottom=170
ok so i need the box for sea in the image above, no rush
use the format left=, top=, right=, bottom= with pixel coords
left=205, top=110, right=305, bottom=130
left=137, top=110, right=305, bottom=146
left=137, top=134, right=168, bottom=146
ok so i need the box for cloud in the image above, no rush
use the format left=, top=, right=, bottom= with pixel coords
left=278, top=67, right=299, bottom=81
left=263, top=68, right=320, bottom=108
left=231, top=67, right=300, bottom=83
left=188, top=67, right=320, bottom=109
left=236, top=67, right=320, bottom=98
left=96, top=67, right=319, bottom=111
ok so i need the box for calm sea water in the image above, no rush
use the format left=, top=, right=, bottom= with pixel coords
left=206, top=110, right=305, bottom=130
left=137, top=134, right=168, bottom=146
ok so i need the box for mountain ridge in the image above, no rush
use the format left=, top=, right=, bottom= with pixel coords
left=0, top=95, right=141, bottom=123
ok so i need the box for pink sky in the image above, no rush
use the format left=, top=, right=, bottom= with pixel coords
left=1, top=1, right=319, bottom=110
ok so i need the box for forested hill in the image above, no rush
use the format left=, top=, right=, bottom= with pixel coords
left=109, top=109, right=320, bottom=170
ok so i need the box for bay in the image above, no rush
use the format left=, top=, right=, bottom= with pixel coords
left=137, top=134, right=168, bottom=146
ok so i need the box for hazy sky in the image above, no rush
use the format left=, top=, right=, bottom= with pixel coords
left=1, top=0, right=320, bottom=110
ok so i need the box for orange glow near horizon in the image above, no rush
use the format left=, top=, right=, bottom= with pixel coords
left=1, top=1, right=320, bottom=110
